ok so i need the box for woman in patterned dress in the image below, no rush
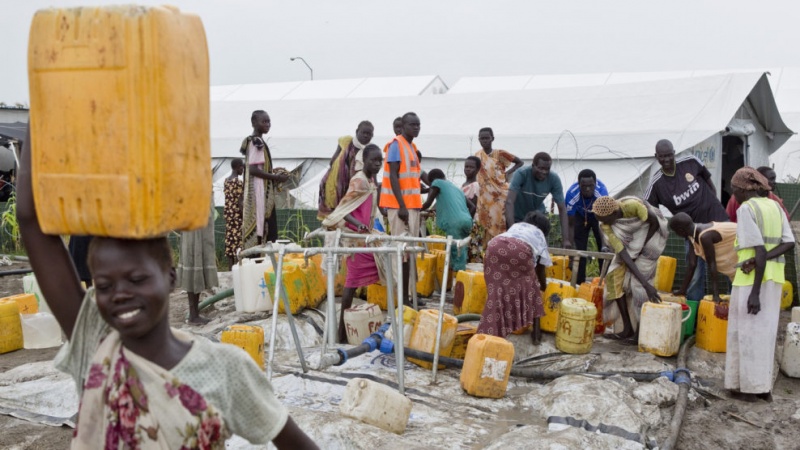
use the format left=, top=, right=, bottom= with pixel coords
left=224, top=158, right=245, bottom=268
left=474, top=127, right=523, bottom=249
left=477, top=211, right=552, bottom=345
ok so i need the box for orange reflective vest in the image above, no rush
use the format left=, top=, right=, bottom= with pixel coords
left=380, top=136, right=422, bottom=209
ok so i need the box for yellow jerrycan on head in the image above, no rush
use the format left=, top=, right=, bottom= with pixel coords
left=28, top=5, right=210, bottom=238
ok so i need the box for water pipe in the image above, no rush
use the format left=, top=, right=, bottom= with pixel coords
left=0, top=268, right=35, bottom=277
left=661, top=335, right=695, bottom=450
left=315, top=228, right=471, bottom=385
left=509, top=366, right=678, bottom=382
left=456, top=313, right=482, bottom=323
left=328, top=323, right=392, bottom=368
left=263, top=244, right=308, bottom=381
left=300, top=243, right=427, bottom=351
left=432, top=235, right=453, bottom=383
left=391, top=245, right=406, bottom=394
left=392, top=344, right=686, bottom=382
left=197, top=288, right=234, bottom=312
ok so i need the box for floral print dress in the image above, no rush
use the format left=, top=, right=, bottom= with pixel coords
left=223, top=177, right=244, bottom=259
left=473, top=148, right=518, bottom=260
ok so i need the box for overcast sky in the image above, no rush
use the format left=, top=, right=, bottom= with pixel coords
left=3, top=0, right=800, bottom=104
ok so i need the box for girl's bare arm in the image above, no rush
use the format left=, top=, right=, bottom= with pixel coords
left=16, top=128, right=85, bottom=340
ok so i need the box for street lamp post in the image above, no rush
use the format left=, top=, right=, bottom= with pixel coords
left=290, top=57, right=313, bottom=80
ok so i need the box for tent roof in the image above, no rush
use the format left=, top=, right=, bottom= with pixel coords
left=211, top=72, right=792, bottom=162
left=0, top=121, right=27, bottom=141
left=210, top=75, right=445, bottom=102
left=448, top=68, right=793, bottom=93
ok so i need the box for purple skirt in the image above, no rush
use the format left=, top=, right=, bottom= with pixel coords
left=477, top=236, right=544, bottom=338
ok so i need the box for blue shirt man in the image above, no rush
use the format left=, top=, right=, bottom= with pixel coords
left=505, top=152, right=572, bottom=249
left=565, top=169, right=609, bottom=283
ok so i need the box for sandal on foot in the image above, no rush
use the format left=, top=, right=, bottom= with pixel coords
left=606, top=332, right=632, bottom=341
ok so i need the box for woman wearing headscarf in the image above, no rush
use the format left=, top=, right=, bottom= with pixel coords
left=725, top=167, right=795, bottom=402
left=593, top=196, right=668, bottom=343
left=317, top=121, right=374, bottom=220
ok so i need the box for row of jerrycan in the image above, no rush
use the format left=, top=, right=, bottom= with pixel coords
left=544, top=255, right=676, bottom=294
left=0, top=285, right=62, bottom=354
left=401, top=307, right=514, bottom=399
left=232, top=255, right=330, bottom=314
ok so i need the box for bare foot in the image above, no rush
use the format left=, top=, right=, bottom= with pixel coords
left=188, top=316, right=210, bottom=325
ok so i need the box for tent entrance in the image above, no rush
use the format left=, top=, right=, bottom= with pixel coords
left=720, top=135, right=745, bottom=206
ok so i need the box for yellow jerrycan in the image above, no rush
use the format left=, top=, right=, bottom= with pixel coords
left=407, top=309, right=458, bottom=369
left=555, top=298, right=597, bottom=354
left=452, top=270, right=488, bottom=315
left=28, top=5, right=210, bottom=237
left=220, top=324, right=265, bottom=368
left=460, top=334, right=515, bottom=398
left=654, top=256, right=677, bottom=292
left=541, top=279, right=577, bottom=333
left=696, top=298, right=728, bottom=353
left=0, top=300, right=24, bottom=354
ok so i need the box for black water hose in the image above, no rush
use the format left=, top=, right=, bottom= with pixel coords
left=456, top=313, right=482, bottom=323
left=508, top=366, right=670, bottom=382
left=0, top=268, right=33, bottom=277
left=335, top=342, right=375, bottom=365
left=402, top=347, right=465, bottom=368
left=662, top=336, right=694, bottom=450
left=400, top=346, right=683, bottom=383
left=197, top=288, right=234, bottom=312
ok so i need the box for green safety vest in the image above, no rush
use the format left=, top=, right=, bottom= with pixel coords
left=733, top=197, right=786, bottom=286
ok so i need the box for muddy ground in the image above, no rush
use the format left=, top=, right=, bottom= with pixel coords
left=1, top=260, right=800, bottom=449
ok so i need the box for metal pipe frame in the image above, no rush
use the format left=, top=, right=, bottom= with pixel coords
left=301, top=245, right=426, bottom=353
left=306, top=229, right=470, bottom=384
left=304, top=228, right=472, bottom=249
left=431, top=235, right=453, bottom=382
left=547, top=247, right=615, bottom=287
left=302, top=244, right=425, bottom=394
left=391, top=246, right=406, bottom=394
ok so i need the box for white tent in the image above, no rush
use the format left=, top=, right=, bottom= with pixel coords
left=211, top=72, right=793, bottom=208
left=451, top=69, right=800, bottom=183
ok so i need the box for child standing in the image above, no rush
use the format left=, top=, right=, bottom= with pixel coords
left=16, top=130, right=318, bottom=448
left=224, top=158, right=245, bottom=268
left=421, top=169, right=475, bottom=272
left=461, top=155, right=480, bottom=210
left=322, top=145, right=384, bottom=343
left=241, top=110, right=289, bottom=247
left=177, top=199, right=218, bottom=325
left=462, top=155, right=483, bottom=262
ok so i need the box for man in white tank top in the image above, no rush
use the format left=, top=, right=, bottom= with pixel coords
left=668, top=212, right=737, bottom=303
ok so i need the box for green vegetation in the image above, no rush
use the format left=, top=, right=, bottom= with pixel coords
left=0, top=194, right=22, bottom=254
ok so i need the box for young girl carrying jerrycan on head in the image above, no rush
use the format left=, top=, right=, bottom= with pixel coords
left=17, top=129, right=318, bottom=449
